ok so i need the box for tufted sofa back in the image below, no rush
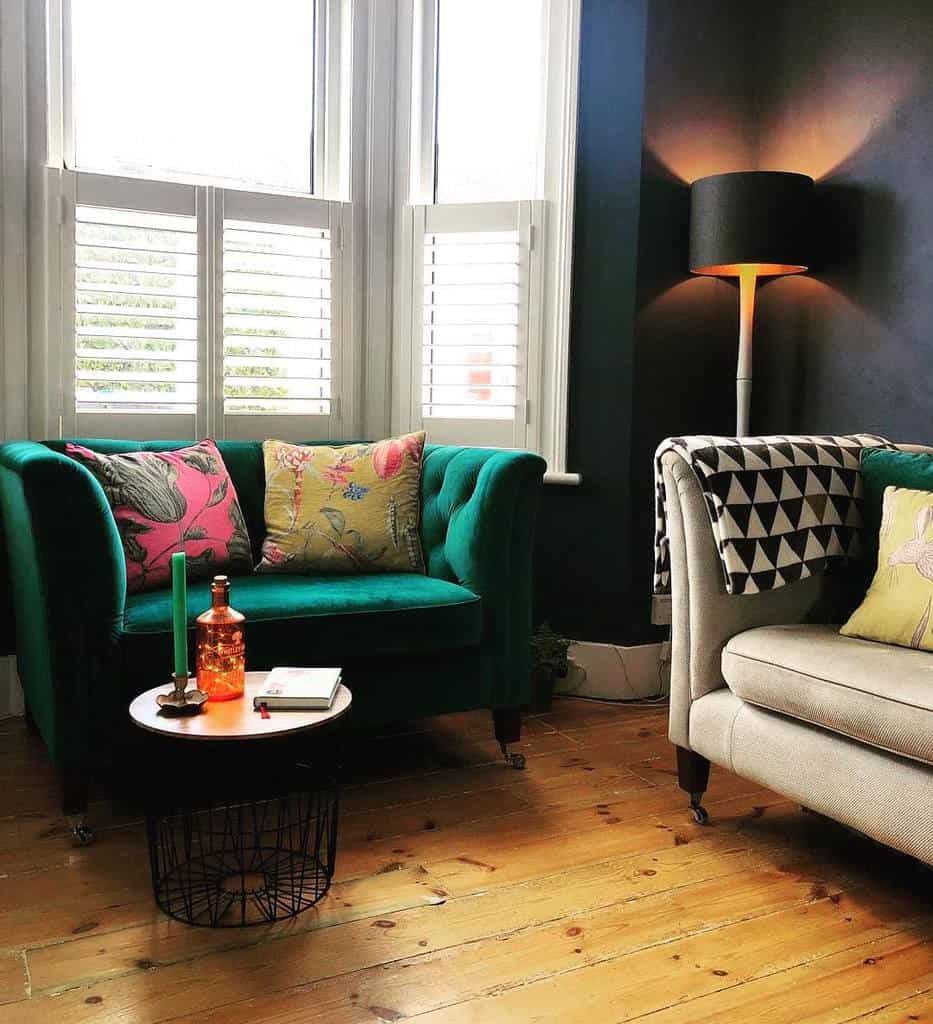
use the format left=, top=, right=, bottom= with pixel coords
left=42, top=439, right=528, bottom=579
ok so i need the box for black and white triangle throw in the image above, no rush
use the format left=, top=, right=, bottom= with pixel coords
left=654, top=433, right=893, bottom=597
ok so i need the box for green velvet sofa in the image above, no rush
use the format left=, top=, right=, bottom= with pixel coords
left=0, top=438, right=545, bottom=829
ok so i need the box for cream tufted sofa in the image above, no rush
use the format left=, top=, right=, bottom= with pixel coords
left=660, top=444, right=933, bottom=865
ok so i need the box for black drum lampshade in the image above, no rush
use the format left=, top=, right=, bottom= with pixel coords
left=687, top=170, right=814, bottom=436
left=689, top=171, right=814, bottom=277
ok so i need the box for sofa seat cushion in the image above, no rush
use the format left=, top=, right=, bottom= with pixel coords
left=722, top=623, right=933, bottom=765
left=122, top=573, right=482, bottom=656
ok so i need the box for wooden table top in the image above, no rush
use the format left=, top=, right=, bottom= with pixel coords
left=128, top=672, right=352, bottom=741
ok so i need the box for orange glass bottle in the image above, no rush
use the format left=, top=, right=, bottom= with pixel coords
left=196, top=575, right=246, bottom=701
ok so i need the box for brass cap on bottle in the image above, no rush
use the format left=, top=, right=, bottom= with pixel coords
left=211, top=574, right=230, bottom=607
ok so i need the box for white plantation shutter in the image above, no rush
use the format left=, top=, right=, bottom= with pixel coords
left=66, top=173, right=201, bottom=439
left=62, top=173, right=349, bottom=441
left=409, top=201, right=542, bottom=448
left=219, top=188, right=345, bottom=441
left=75, top=206, right=199, bottom=413
left=222, top=222, right=331, bottom=415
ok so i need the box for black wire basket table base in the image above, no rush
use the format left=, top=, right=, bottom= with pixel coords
left=146, top=767, right=339, bottom=927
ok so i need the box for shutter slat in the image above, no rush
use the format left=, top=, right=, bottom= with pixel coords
left=77, top=350, right=198, bottom=365
left=222, top=304, right=332, bottom=318
left=225, top=398, right=331, bottom=414
left=76, top=286, right=198, bottom=303
left=224, top=331, right=332, bottom=346
left=76, top=257, right=198, bottom=279
left=76, top=304, right=199, bottom=321
left=74, top=237, right=198, bottom=258
left=222, top=259, right=331, bottom=280
left=224, top=289, right=332, bottom=303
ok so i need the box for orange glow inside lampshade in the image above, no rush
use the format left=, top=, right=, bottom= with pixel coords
left=691, top=262, right=807, bottom=277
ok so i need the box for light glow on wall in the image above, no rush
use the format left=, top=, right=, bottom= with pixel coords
left=758, top=64, right=921, bottom=180
left=645, top=115, right=753, bottom=185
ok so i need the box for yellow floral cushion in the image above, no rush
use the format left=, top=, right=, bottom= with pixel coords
left=841, top=485, right=933, bottom=650
left=258, top=432, right=426, bottom=574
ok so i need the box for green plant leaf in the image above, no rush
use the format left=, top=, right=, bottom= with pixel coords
left=320, top=507, right=345, bottom=535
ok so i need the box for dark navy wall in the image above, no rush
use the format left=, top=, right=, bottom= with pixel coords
left=535, top=0, right=757, bottom=644
left=536, top=0, right=933, bottom=645
left=751, top=1, right=933, bottom=445
left=533, top=0, right=647, bottom=644
left=627, top=0, right=758, bottom=642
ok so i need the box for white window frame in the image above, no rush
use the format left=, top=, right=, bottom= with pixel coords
left=409, top=199, right=543, bottom=449
left=216, top=187, right=354, bottom=442
left=57, top=169, right=353, bottom=442
left=19, top=0, right=579, bottom=479
left=391, top=0, right=581, bottom=477
left=0, top=0, right=30, bottom=441
left=61, top=170, right=203, bottom=441
left=57, top=0, right=348, bottom=200
left=42, top=0, right=357, bottom=443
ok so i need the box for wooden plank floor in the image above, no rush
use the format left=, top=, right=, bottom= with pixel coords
left=0, top=700, right=931, bottom=1023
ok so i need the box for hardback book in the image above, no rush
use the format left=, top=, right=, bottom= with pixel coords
left=253, top=667, right=342, bottom=711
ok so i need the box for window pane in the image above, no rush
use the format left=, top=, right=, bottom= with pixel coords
left=434, top=0, right=545, bottom=203
left=70, top=0, right=316, bottom=193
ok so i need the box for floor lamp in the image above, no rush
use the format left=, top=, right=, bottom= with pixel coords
left=689, top=171, right=814, bottom=436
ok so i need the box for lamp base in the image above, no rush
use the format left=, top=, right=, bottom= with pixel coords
left=736, top=377, right=752, bottom=437
left=735, top=268, right=757, bottom=436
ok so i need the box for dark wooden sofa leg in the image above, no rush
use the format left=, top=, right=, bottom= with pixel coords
left=493, top=708, right=525, bottom=770
left=23, top=704, right=39, bottom=735
left=62, top=771, right=94, bottom=846
left=676, top=746, right=710, bottom=825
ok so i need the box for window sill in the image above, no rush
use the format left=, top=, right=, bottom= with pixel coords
left=544, top=471, right=582, bottom=486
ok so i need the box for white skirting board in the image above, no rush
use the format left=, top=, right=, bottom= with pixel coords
left=0, top=657, right=24, bottom=718
left=554, top=640, right=670, bottom=701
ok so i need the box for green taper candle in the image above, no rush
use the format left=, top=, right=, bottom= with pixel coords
left=171, top=551, right=188, bottom=677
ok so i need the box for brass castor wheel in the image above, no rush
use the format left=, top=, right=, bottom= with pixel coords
left=70, top=821, right=95, bottom=847
left=500, top=744, right=526, bottom=770
left=690, top=804, right=709, bottom=826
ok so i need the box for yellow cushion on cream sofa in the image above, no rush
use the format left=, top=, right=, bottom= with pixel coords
left=258, top=432, right=426, bottom=574
left=841, top=485, right=933, bottom=651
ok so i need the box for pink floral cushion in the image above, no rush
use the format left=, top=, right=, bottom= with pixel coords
left=65, top=440, right=253, bottom=595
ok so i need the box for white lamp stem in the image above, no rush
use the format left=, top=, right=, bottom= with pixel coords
left=736, top=266, right=757, bottom=436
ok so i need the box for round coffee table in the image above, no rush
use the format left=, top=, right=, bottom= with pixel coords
left=130, top=672, right=352, bottom=928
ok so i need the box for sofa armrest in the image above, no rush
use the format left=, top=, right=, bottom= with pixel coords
left=0, top=442, right=126, bottom=769
left=421, top=447, right=546, bottom=709
left=662, top=450, right=850, bottom=750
